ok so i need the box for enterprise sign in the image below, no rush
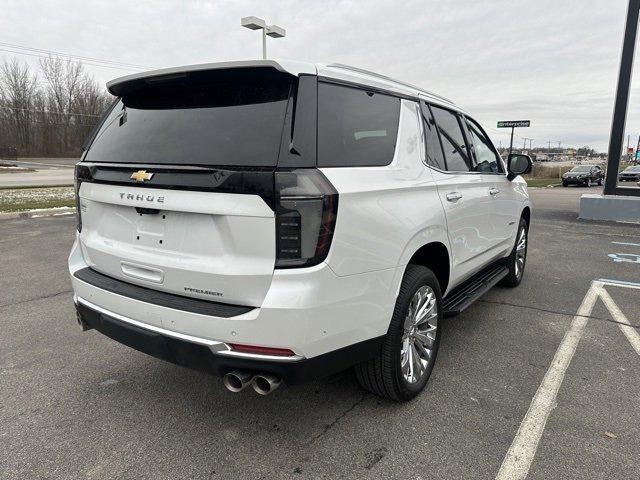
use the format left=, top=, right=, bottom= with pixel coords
left=497, top=120, right=531, bottom=128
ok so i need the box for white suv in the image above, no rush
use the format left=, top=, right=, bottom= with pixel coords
left=70, top=60, right=532, bottom=401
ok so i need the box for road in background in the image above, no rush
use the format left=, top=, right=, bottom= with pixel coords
left=0, top=158, right=76, bottom=187
left=1, top=187, right=638, bottom=479
left=10, top=158, right=78, bottom=169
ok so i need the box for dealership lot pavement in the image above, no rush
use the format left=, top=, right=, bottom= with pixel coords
left=1, top=186, right=638, bottom=479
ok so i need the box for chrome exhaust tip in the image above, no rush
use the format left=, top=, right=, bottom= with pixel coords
left=223, top=370, right=254, bottom=393
left=252, top=373, right=281, bottom=395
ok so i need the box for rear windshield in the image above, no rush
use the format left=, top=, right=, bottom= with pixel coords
left=625, top=166, right=640, bottom=171
left=85, top=70, right=292, bottom=167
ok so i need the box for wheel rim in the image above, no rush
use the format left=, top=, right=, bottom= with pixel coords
left=401, top=285, right=438, bottom=384
left=515, top=226, right=527, bottom=279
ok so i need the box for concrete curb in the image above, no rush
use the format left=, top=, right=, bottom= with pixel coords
left=0, top=207, right=76, bottom=221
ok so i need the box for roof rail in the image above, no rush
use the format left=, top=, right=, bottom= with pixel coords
left=326, top=63, right=455, bottom=105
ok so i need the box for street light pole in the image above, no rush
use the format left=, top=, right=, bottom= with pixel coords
left=241, top=16, right=286, bottom=60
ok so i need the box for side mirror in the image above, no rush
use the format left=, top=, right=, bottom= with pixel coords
left=507, top=153, right=532, bottom=180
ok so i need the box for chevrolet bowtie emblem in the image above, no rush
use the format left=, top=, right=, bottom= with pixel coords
left=130, top=170, right=154, bottom=182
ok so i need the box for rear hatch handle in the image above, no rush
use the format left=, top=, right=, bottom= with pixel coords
left=121, top=261, right=164, bottom=284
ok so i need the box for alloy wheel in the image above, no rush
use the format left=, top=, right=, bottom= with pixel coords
left=515, top=226, right=527, bottom=279
left=401, top=285, right=438, bottom=384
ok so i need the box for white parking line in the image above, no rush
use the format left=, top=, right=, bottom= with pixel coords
left=612, top=241, right=640, bottom=247
left=598, top=287, right=640, bottom=356
left=495, top=281, right=601, bottom=480
left=599, top=278, right=640, bottom=289
left=497, top=280, right=640, bottom=479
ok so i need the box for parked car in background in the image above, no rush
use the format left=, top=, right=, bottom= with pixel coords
left=618, top=165, right=640, bottom=182
left=562, top=165, right=604, bottom=187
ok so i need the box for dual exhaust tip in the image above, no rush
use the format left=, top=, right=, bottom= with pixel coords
left=223, top=370, right=281, bottom=395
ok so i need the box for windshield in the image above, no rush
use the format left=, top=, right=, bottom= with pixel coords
left=570, top=166, right=592, bottom=172
left=84, top=70, right=292, bottom=167
left=624, top=166, right=640, bottom=172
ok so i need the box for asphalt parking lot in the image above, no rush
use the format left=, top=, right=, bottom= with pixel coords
left=1, top=186, right=638, bottom=479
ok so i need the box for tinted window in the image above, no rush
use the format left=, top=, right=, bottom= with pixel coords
left=466, top=118, right=503, bottom=173
left=85, top=71, right=292, bottom=166
left=318, top=83, right=400, bottom=167
left=430, top=106, right=472, bottom=172
left=421, top=103, right=446, bottom=170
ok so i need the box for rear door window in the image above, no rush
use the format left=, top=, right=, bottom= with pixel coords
left=317, top=83, right=400, bottom=167
left=465, top=117, right=504, bottom=173
left=84, top=70, right=292, bottom=167
left=420, top=103, right=446, bottom=170
left=430, top=106, right=472, bottom=172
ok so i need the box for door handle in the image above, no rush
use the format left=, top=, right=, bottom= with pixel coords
left=446, top=192, right=463, bottom=202
left=489, top=188, right=500, bottom=196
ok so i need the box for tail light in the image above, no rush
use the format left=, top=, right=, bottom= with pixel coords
left=275, top=169, right=338, bottom=268
left=74, top=164, right=91, bottom=232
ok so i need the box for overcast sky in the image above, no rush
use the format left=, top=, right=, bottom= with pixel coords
left=1, top=0, right=638, bottom=151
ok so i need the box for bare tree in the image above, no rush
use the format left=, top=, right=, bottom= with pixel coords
left=0, top=58, right=38, bottom=152
left=0, top=56, right=111, bottom=157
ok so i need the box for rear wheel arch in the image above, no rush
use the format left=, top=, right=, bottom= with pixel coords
left=406, top=242, right=450, bottom=295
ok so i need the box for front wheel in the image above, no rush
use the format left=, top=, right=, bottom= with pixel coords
left=499, top=217, right=528, bottom=288
left=586, top=178, right=593, bottom=187
left=355, top=265, right=442, bottom=402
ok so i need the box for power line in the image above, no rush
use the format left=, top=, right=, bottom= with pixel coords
left=0, top=47, right=147, bottom=72
left=0, top=41, right=152, bottom=70
left=0, top=105, right=102, bottom=118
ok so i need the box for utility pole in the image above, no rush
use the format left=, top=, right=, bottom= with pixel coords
left=548, top=140, right=552, bottom=152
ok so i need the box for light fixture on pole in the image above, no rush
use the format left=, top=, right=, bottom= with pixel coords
left=241, top=16, right=286, bottom=59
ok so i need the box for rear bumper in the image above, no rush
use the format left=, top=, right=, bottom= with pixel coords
left=75, top=298, right=384, bottom=384
left=69, top=236, right=399, bottom=381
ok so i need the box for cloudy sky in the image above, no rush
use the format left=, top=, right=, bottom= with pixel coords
left=1, top=0, right=638, bottom=151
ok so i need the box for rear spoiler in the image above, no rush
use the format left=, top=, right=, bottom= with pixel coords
left=106, top=59, right=316, bottom=96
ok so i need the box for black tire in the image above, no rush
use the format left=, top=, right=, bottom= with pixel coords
left=354, top=265, right=442, bottom=402
left=598, top=178, right=603, bottom=186
left=562, top=182, right=568, bottom=187
left=499, top=217, right=528, bottom=288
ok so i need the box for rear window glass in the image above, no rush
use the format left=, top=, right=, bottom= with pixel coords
left=317, top=83, right=400, bottom=167
left=84, top=70, right=292, bottom=167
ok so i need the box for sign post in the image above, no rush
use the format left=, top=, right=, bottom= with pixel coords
left=603, top=0, right=640, bottom=196
left=497, top=120, right=531, bottom=156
